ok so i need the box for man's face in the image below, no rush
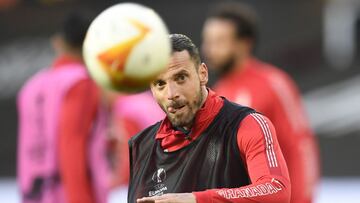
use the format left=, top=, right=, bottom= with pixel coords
left=201, top=18, right=239, bottom=75
left=150, top=50, right=208, bottom=128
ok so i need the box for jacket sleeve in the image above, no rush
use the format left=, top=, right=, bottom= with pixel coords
left=193, top=113, right=291, bottom=203
left=58, top=79, right=99, bottom=203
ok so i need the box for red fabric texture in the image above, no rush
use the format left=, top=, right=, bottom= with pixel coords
left=193, top=114, right=290, bottom=203
left=155, top=89, right=290, bottom=202
left=113, top=116, right=141, bottom=187
left=214, top=57, right=319, bottom=203
left=52, top=54, right=83, bottom=69
left=156, top=89, right=223, bottom=152
left=56, top=56, right=100, bottom=203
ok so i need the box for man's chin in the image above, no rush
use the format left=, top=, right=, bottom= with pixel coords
left=212, top=59, right=235, bottom=77
left=168, top=117, right=191, bottom=128
left=168, top=119, right=184, bottom=128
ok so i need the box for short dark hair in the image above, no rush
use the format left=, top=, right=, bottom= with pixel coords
left=170, top=33, right=201, bottom=67
left=61, top=12, right=92, bottom=49
left=207, top=2, right=258, bottom=41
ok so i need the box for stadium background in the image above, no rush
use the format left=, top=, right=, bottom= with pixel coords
left=1, top=0, right=360, bottom=202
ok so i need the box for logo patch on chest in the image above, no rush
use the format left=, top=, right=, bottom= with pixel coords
left=152, top=168, right=166, bottom=183
left=149, top=168, right=168, bottom=196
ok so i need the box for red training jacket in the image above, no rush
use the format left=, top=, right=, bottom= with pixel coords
left=157, top=89, right=291, bottom=203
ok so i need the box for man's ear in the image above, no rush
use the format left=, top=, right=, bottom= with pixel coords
left=51, top=34, right=65, bottom=54
left=198, top=62, right=208, bottom=86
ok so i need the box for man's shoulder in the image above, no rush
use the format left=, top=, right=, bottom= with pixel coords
left=129, top=121, right=162, bottom=145
left=252, top=59, right=294, bottom=83
left=25, top=68, right=50, bottom=82
left=220, top=99, right=256, bottom=120
left=19, top=69, right=50, bottom=95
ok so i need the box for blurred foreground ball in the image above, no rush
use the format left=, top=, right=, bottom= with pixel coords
left=83, top=3, right=171, bottom=92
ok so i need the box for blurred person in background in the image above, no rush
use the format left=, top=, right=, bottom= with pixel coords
left=201, top=2, right=320, bottom=203
left=17, top=13, right=109, bottom=203
left=107, top=90, right=164, bottom=189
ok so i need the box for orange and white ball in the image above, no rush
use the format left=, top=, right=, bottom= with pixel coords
left=83, top=3, right=171, bottom=92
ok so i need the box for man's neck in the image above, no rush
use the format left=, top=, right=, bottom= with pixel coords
left=234, top=56, right=247, bottom=72
left=200, top=86, right=209, bottom=107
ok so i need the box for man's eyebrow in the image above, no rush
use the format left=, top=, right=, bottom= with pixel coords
left=153, top=79, right=165, bottom=84
left=173, top=69, right=190, bottom=77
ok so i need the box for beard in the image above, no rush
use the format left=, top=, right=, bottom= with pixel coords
left=206, top=54, right=236, bottom=87
left=215, top=55, right=236, bottom=78
left=162, top=86, right=204, bottom=129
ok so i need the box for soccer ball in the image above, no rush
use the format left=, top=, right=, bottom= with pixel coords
left=83, top=3, right=171, bottom=92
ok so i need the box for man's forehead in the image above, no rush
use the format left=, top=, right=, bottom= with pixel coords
left=154, top=51, right=194, bottom=79
left=168, top=51, right=192, bottom=70
left=155, top=65, right=189, bottom=81
left=204, top=18, right=237, bottom=36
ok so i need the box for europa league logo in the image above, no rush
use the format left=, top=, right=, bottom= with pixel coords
left=152, top=168, right=166, bottom=183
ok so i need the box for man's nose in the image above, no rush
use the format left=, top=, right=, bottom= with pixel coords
left=166, top=82, right=179, bottom=101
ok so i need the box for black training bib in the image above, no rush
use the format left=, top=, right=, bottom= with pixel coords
left=128, top=99, right=255, bottom=203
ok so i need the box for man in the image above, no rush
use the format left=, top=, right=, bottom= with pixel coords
left=128, top=34, right=291, bottom=203
left=201, top=3, right=320, bottom=203
left=17, top=13, right=109, bottom=203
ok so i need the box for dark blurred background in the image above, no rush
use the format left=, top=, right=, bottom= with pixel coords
left=1, top=0, right=360, bottom=200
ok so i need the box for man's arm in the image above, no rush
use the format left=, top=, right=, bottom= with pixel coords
left=58, top=79, right=99, bottom=203
left=193, top=113, right=291, bottom=203
left=267, top=71, right=320, bottom=203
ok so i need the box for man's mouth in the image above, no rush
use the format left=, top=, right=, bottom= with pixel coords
left=167, top=105, right=185, bottom=114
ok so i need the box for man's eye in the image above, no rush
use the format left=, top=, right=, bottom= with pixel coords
left=176, top=75, right=186, bottom=81
left=154, top=81, right=165, bottom=88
